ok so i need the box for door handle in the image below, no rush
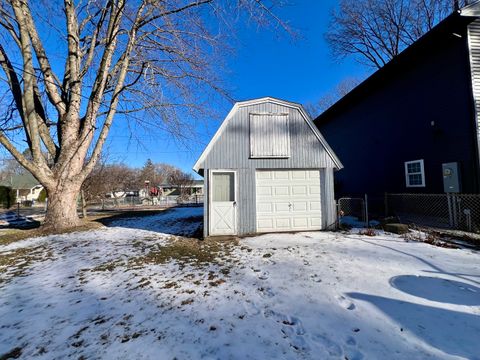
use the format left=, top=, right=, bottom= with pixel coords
left=233, top=201, right=237, bottom=207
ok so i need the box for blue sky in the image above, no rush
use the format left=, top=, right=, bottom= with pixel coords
left=94, top=1, right=368, bottom=176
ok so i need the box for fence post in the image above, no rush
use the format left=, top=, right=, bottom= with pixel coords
left=365, top=194, right=369, bottom=228
left=447, top=193, right=454, bottom=228
left=384, top=192, right=388, bottom=218
left=336, top=201, right=340, bottom=230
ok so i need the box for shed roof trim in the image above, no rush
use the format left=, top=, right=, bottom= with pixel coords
left=460, top=1, right=480, bottom=17
left=193, top=97, right=343, bottom=173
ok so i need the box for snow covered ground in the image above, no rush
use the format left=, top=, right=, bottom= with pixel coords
left=0, top=207, right=479, bottom=359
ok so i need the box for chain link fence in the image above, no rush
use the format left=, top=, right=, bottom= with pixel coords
left=337, top=197, right=366, bottom=227
left=385, top=193, right=480, bottom=233
left=89, top=194, right=204, bottom=210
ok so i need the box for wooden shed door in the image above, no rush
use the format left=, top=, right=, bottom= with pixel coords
left=210, top=171, right=237, bottom=235
left=256, top=170, right=322, bottom=233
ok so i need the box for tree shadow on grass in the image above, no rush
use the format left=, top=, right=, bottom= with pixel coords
left=390, top=275, right=480, bottom=305
left=347, top=292, right=480, bottom=359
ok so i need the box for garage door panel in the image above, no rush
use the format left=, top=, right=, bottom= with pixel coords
left=310, top=202, right=321, bottom=211
left=257, top=218, right=274, bottom=229
left=293, top=218, right=308, bottom=228
left=292, top=186, right=307, bottom=195
left=274, top=186, right=290, bottom=196
left=256, top=170, right=322, bottom=233
left=274, top=171, right=289, bottom=180
left=274, top=202, right=291, bottom=212
left=257, top=171, right=273, bottom=180
left=275, top=218, right=291, bottom=228
left=257, top=186, right=272, bottom=196
left=292, top=202, right=307, bottom=211
left=257, top=203, right=273, bottom=213
left=291, top=171, right=307, bottom=180
left=308, top=170, right=320, bottom=179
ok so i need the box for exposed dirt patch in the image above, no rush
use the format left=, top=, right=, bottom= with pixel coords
left=0, top=346, right=23, bottom=360
left=0, top=245, right=54, bottom=286
left=129, top=236, right=238, bottom=268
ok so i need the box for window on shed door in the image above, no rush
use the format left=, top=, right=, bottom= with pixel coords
left=405, top=159, right=425, bottom=187
left=250, top=113, right=290, bottom=158
left=212, top=172, right=235, bottom=202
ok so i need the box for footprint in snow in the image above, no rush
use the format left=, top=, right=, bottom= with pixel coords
left=257, top=287, right=275, bottom=298
left=310, top=274, right=322, bottom=283
left=342, top=334, right=365, bottom=359
left=258, top=272, right=269, bottom=280
left=337, top=295, right=355, bottom=310
left=310, top=333, right=343, bottom=357
left=264, top=309, right=308, bottom=351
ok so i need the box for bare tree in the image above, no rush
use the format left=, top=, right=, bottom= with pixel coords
left=138, top=159, right=156, bottom=187
left=168, top=168, right=194, bottom=200
left=326, top=0, right=463, bottom=69
left=305, top=77, right=361, bottom=118
left=0, top=0, right=287, bottom=231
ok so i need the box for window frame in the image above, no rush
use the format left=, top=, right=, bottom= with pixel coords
left=404, top=159, right=426, bottom=188
left=249, top=113, right=290, bottom=159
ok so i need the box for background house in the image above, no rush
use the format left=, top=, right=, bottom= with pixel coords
left=315, top=3, right=480, bottom=198
left=0, top=173, right=44, bottom=203
left=194, top=97, right=342, bottom=237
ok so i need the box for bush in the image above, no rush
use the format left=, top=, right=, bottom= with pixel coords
left=0, top=186, right=16, bottom=208
left=37, top=188, right=47, bottom=202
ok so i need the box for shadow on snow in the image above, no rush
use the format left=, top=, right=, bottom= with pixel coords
left=347, top=292, right=480, bottom=359
left=389, top=275, right=480, bottom=306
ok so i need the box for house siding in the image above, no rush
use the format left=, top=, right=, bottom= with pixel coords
left=316, top=18, right=480, bottom=197
left=199, top=101, right=337, bottom=236
left=468, top=18, right=480, bottom=178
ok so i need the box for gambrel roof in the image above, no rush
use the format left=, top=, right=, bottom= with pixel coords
left=193, top=97, right=343, bottom=173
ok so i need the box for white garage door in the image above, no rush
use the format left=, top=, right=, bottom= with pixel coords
left=256, top=170, right=322, bottom=233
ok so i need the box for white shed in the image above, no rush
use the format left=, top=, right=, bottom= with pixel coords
left=193, top=97, right=343, bottom=237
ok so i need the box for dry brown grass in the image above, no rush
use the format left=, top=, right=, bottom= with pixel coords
left=0, top=208, right=171, bottom=247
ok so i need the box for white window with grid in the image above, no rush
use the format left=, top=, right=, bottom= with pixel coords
left=405, top=159, right=425, bottom=187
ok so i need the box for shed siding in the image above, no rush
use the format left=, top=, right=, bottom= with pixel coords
left=203, top=171, right=209, bottom=238
left=200, top=101, right=336, bottom=236
left=321, top=167, right=337, bottom=229
left=202, top=102, right=336, bottom=169
left=468, top=19, right=480, bottom=173
left=250, top=113, right=290, bottom=158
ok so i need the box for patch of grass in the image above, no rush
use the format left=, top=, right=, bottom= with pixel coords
left=91, top=259, right=125, bottom=272
left=129, top=237, right=238, bottom=268
left=0, top=221, right=104, bottom=246
left=181, top=299, right=194, bottom=306
left=0, top=208, right=170, bottom=247
left=93, top=209, right=170, bottom=226
left=0, top=346, right=22, bottom=360
left=0, top=246, right=54, bottom=286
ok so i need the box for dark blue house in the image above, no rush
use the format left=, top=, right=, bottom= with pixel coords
left=315, top=2, right=480, bottom=197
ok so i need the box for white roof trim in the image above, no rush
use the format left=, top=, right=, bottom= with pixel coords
left=460, top=1, right=480, bottom=17
left=193, top=97, right=343, bottom=173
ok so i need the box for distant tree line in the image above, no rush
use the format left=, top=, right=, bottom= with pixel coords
left=0, top=157, right=194, bottom=206
left=81, top=159, right=194, bottom=204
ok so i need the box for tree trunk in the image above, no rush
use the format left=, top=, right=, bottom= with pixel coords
left=81, top=189, right=87, bottom=219
left=43, top=183, right=82, bottom=232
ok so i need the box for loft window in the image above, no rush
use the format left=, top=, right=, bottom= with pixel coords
left=250, top=113, right=290, bottom=158
left=405, top=159, right=425, bottom=187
